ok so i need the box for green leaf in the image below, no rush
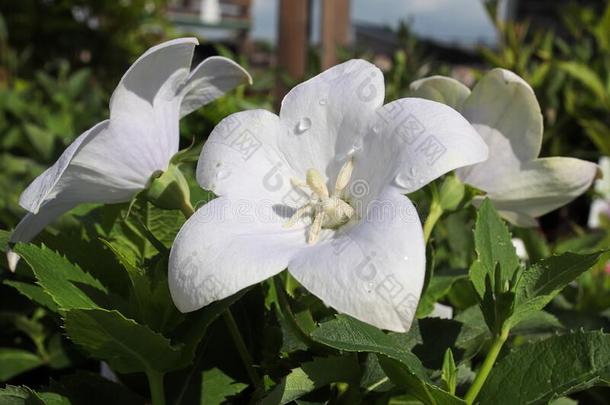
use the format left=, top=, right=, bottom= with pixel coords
left=507, top=251, right=602, bottom=328
left=478, top=331, right=610, bottom=404
left=380, top=357, right=466, bottom=405
left=0, top=386, right=43, bottom=405
left=310, top=315, right=462, bottom=405
left=310, top=315, right=428, bottom=381
left=261, top=356, right=360, bottom=405
left=441, top=349, right=457, bottom=395
left=0, top=349, right=43, bottom=381
left=4, top=281, right=59, bottom=312
left=63, top=308, right=182, bottom=373
left=201, top=368, right=247, bottom=405
left=14, top=244, right=106, bottom=310
left=558, top=61, right=607, bottom=100
left=472, top=199, right=520, bottom=296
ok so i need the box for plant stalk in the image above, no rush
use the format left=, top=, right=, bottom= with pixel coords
left=464, top=327, right=509, bottom=404
left=423, top=200, right=443, bottom=244
left=145, top=368, right=166, bottom=405
left=222, top=311, right=264, bottom=391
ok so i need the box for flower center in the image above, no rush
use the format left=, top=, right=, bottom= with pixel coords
left=284, top=158, right=355, bottom=244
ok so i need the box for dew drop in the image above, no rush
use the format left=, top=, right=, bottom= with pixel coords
left=394, top=173, right=412, bottom=189
left=295, top=117, right=312, bottom=134
left=216, top=169, right=231, bottom=180
left=319, top=99, right=327, bottom=106
left=418, top=178, right=425, bottom=184
left=366, top=282, right=374, bottom=293
left=372, top=125, right=380, bottom=134
left=403, top=256, right=409, bottom=261
left=410, top=167, right=416, bottom=176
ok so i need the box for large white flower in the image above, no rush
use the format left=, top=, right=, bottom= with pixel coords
left=7, top=38, right=251, bottom=271
left=410, top=68, right=600, bottom=227
left=169, top=60, right=488, bottom=332
left=588, top=157, right=610, bottom=228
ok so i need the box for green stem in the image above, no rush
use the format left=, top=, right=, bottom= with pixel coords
left=223, top=310, right=264, bottom=391
left=423, top=200, right=443, bottom=244
left=464, top=327, right=509, bottom=404
left=180, top=198, right=195, bottom=218
left=145, top=368, right=166, bottom=405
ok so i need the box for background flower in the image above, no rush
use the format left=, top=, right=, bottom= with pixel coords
left=410, top=68, right=600, bottom=227
left=7, top=38, right=251, bottom=271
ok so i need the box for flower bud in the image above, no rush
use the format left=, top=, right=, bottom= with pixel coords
left=144, top=164, right=192, bottom=212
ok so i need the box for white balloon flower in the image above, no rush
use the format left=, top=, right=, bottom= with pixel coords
left=7, top=38, right=251, bottom=271
left=410, top=68, right=600, bottom=227
left=588, top=156, right=610, bottom=228
left=169, top=60, right=488, bottom=332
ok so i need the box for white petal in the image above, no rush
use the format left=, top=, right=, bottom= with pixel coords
left=357, top=97, right=488, bottom=197
left=7, top=202, right=75, bottom=271
left=179, top=56, right=252, bottom=117
left=480, top=157, right=600, bottom=227
left=168, top=197, right=307, bottom=312
left=429, top=303, right=453, bottom=319
left=588, top=199, right=609, bottom=228
left=409, top=76, right=471, bottom=111
left=594, top=156, right=610, bottom=197
left=458, top=68, right=543, bottom=187
left=18, top=121, right=140, bottom=214
left=278, top=59, right=385, bottom=180
left=197, top=109, right=300, bottom=201
left=109, top=38, right=198, bottom=171
left=288, top=189, right=425, bottom=332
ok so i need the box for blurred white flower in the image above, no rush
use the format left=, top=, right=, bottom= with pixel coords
left=411, top=68, right=600, bottom=227
left=169, top=59, right=488, bottom=332
left=588, top=157, right=610, bottom=228
left=511, top=238, right=528, bottom=261
left=7, top=38, right=251, bottom=271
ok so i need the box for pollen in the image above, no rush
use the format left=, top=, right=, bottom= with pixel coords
left=284, top=158, right=356, bottom=244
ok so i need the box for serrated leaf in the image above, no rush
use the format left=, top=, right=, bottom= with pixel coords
left=472, top=199, right=520, bottom=294
left=507, top=252, right=602, bottom=328
left=261, top=356, right=360, bottom=405
left=201, top=368, right=247, bottom=405
left=0, top=349, right=43, bottom=381
left=478, top=331, right=610, bottom=404
left=310, top=315, right=462, bottom=404
left=63, top=308, right=182, bottom=373
left=310, top=315, right=428, bottom=381
left=4, top=281, right=59, bottom=312
left=14, top=244, right=106, bottom=310
left=0, top=385, right=43, bottom=405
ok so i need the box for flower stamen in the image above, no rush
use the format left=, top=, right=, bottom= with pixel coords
left=284, top=158, right=356, bottom=244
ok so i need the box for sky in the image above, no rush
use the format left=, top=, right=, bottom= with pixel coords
left=250, top=0, right=498, bottom=47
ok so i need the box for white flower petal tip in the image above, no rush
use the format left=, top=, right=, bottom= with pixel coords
left=409, top=76, right=471, bottom=110
left=7, top=249, right=19, bottom=273
left=429, top=303, right=453, bottom=319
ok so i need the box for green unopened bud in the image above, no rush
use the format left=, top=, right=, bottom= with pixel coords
left=439, top=174, right=465, bottom=211
left=144, top=164, right=193, bottom=214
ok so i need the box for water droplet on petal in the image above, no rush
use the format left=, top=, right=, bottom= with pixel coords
left=418, top=178, right=425, bottom=185
left=366, top=282, right=374, bottom=293
left=410, top=167, right=416, bottom=176
left=295, top=117, right=312, bottom=134
left=216, top=169, right=231, bottom=180
left=394, top=173, right=412, bottom=189
left=403, top=256, right=409, bottom=261
left=319, top=99, right=327, bottom=106
left=372, top=125, right=380, bottom=134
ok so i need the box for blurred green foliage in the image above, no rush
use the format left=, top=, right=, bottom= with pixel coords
left=0, top=1, right=610, bottom=404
